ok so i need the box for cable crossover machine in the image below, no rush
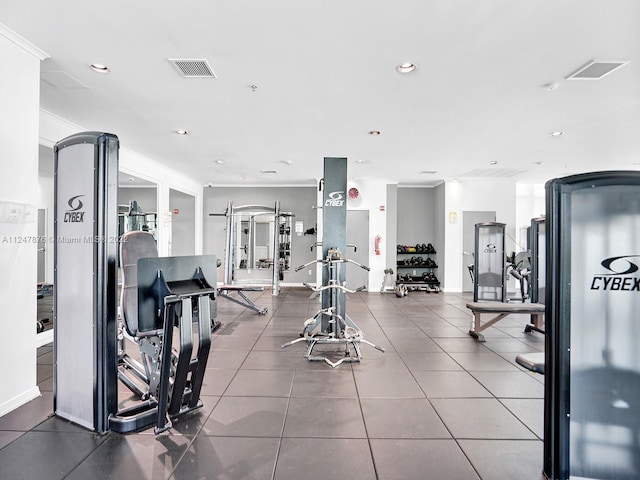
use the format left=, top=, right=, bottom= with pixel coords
left=281, top=157, right=384, bottom=367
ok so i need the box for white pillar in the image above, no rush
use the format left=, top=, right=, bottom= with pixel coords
left=0, top=24, right=49, bottom=415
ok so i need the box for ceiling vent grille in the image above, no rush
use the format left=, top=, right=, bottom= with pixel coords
left=566, top=60, right=629, bottom=80
left=461, top=168, right=526, bottom=178
left=169, top=58, right=216, bottom=78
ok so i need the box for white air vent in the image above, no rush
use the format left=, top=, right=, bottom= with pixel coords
left=566, top=60, right=629, bottom=80
left=169, top=58, right=216, bottom=78
left=461, top=168, right=525, bottom=178
left=261, top=170, right=278, bottom=174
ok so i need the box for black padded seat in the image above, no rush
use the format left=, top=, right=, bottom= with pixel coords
left=516, top=351, right=545, bottom=374
left=120, top=231, right=158, bottom=336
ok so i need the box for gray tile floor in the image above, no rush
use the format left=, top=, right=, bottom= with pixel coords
left=0, top=288, right=545, bottom=479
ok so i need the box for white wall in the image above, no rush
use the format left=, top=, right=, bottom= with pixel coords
left=340, top=179, right=388, bottom=291
left=0, top=25, right=48, bottom=416
left=443, top=178, right=517, bottom=292
left=516, top=183, right=545, bottom=244
left=39, top=110, right=204, bottom=256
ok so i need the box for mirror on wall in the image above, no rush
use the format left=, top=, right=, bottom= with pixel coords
left=225, top=203, right=292, bottom=288
left=234, top=212, right=277, bottom=270
left=36, top=145, right=54, bottom=340
left=118, top=174, right=158, bottom=239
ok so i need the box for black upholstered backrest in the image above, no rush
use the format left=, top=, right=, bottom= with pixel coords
left=120, top=231, right=158, bottom=336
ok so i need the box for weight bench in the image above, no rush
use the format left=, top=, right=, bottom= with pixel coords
left=515, top=351, right=545, bottom=374
left=466, top=301, right=545, bottom=342
left=217, top=285, right=269, bottom=315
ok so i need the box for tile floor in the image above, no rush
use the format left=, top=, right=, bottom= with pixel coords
left=0, top=288, right=545, bottom=480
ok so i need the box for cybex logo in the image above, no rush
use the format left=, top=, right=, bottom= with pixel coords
left=484, top=243, right=497, bottom=254
left=325, top=191, right=345, bottom=207
left=64, top=195, right=86, bottom=223
left=590, top=255, right=640, bottom=292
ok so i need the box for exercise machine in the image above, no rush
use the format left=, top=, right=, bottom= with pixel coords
left=505, top=250, right=531, bottom=302
left=208, top=201, right=295, bottom=314
left=281, top=157, right=384, bottom=367
left=114, top=231, right=217, bottom=433
left=543, top=171, right=640, bottom=480
left=54, top=132, right=216, bottom=434
left=283, top=247, right=384, bottom=367
left=467, top=221, right=545, bottom=340
left=219, top=201, right=291, bottom=294
left=473, top=222, right=507, bottom=302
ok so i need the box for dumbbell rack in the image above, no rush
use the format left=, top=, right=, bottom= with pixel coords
left=282, top=248, right=385, bottom=367
left=396, top=243, right=440, bottom=292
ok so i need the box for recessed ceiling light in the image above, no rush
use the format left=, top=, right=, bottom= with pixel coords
left=356, top=160, right=366, bottom=164
left=550, top=131, right=564, bottom=137
left=534, top=161, right=544, bottom=166
left=281, top=160, right=293, bottom=165
left=215, top=159, right=225, bottom=164
left=420, top=170, right=437, bottom=174
left=176, top=129, right=189, bottom=135
left=128, top=177, right=135, bottom=181
left=489, top=161, right=498, bottom=165
left=90, top=63, right=110, bottom=73
left=396, top=63, right=417, bottom=74
left=368, top=130, right=381, bottom=136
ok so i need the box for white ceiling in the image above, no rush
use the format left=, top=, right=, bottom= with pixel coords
left=4, top=1, right=640, bottom=187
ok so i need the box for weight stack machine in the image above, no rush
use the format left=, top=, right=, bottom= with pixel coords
left=544, top=171, right=640, bottom=480
left=473, top=222, right=507, bottom=302
left=54, top=132, right=119, bottom=432
left=282, top=157, right=384, bottom=367
left=54, top=132, right=215, bottom=434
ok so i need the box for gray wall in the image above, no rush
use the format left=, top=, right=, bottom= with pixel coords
left=203, top=186, right=318, bottom=283
left=170, top=189, right=195, bottom=256
left=397, top=187, right=435, bottom=247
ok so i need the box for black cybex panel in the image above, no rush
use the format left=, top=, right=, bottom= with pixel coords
left=544, top=171, right=640, bottom=480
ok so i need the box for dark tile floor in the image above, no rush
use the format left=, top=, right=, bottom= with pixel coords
left=0, top=288, right=545, bottom=479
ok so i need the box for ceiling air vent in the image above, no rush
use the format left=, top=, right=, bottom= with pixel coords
left=566, top=60, right=629, bottom=80
left=261, top=170, right=278, bottom=174
left=169, top=58, right=216, bottom=78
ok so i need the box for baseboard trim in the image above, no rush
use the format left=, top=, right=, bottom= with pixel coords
left=0, top=386, right=41, bottom=417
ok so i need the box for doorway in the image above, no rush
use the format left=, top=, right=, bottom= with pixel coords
left=462, top=210, right=496, bottom=292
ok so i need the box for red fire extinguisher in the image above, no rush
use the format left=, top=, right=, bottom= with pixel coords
left=375, top=235, right=382, bottom=255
